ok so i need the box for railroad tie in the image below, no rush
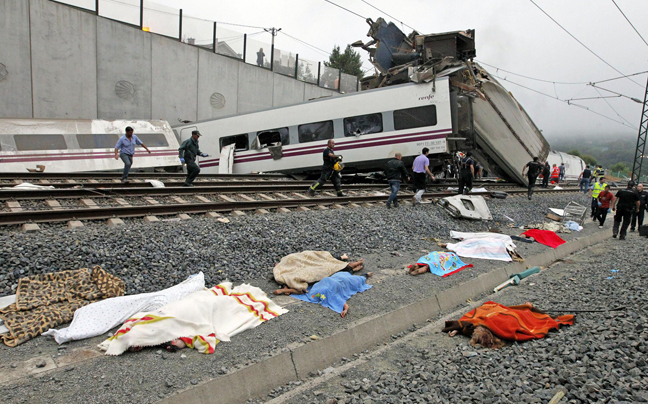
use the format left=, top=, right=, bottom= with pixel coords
left=232, top=210, right=246, bottom=216
left=88, top=179, right=99, bottom=183
left=6, top=201, right=22, bottom=212
left=277, top=208, right=291, bottom=213
left=114, top=198, right=131, bottom=206
left=205, top=211, right=223, bottom=219
left=291, top=193, right=310, bottom=200
left=275, top=193, right=293, bottom=200
left=322, top=191, right=336, bottom=197
left=194, top=195, right=211, bottom=203
left=67, top=220, right=84, bottom=229
left=314, top=205, right=328, bottom=210
left=237, top=194, right=256, bottom=202
left=46, top=200, right=63, bottom=210
left=295, top=206, right=310, bottom=212
left=13, top=180, right=23, bottom=185
left=171, top=196, right=188, bottom=204
left=219, top=195, right=237, bottom=203
left=257, top=193, right=275, bottom=201
left=255, top=209, right=270, bottom=215
left=81, top=199, right=99, bottom=209
left=348, top=203, right=361, bottom=209
left=143, top=197, right=159, bottom=205
left=144, top=216, right=160, bottom=223
left=331, top=204, right=345, bottom=210
left=39, top=180, right=50, bottom=184
left=22, top=223, right=40, bottom=233
left=177, top=214, right=192, bottom=220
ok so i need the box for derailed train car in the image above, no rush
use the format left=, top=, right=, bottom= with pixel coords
left=173, top=20, right=551, bottom=185
left=0, top=119, right=180, bottom=173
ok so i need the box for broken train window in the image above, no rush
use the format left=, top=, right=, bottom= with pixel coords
left=255, top=127, right=290, bottom=148
left=220, top=134, right=249, bottom=152
left=343, top=113, right=383, bottom=137
left=298, top=121, right=334, bottom=143
left=393, top=105, right=437, bottom=131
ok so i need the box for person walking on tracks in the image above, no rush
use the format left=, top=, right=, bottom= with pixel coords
left=412, top=148, right=435, bottom=203
left=522, top=157, right=542, bottom=200
left=178, top=130, right=209, bottom=187
left=630, top=183, right=647, bottom=232
left=458, top=152, right=475, bottom=195
left=541, top=162, right=550, bottom=188
left=308, top=139, right=345, bottom=197
left=384, top=152, right=410, bottom=209
left=611, top=181, right=640, bottom=240
left=578, top=165, right=592, bottom=194
left=595, top=184, right=614, bottom=228
left=114, top=126, right=151, bottom=183
left=558, top=163, right=566, bottom=183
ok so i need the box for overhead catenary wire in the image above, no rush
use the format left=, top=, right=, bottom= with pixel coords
left=611, top=0, right=648, bottom=48
left=593, top=87, right=637, bottom=127
left=528, top=0, right=643, bottom=88
left=321, top=0, right=367, bottom=19
left=358, top=0, right=420, bottom=32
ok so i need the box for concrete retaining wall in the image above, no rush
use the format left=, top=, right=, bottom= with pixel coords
left=158, top=230, right=610, bottom=404
left=0, top=0, right=337, bottom=121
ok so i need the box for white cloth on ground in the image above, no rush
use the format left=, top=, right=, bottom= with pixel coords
left=0, top=295, right=16, bottom=334
left=42, top=273, right=205, bottom=344
left=2, top=182, right=55, bottom=190
left=145, top=180, right=165, bottom=188
left=447, top=231, right=516, bottom=262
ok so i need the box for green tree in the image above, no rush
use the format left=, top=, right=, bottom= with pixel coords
left=582, top=154, right=598, bottom=166
left=567, top=149, right=582, bottom=157
left=324, top=45, right=364, bottom=78
left=610, top=162, right=626, bottom=172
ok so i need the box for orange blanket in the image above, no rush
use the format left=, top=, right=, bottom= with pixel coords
left=443, top=301, right=574, bottom=341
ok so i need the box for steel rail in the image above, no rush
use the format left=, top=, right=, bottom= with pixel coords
left=0, top=188, right=582, bottom=226
left=0, top=172, right=291, bottom=180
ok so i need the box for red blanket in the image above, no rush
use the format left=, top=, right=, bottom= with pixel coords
left=521, top=229, right=566, bottom=248
left=445, top=301, right=574, bottom=341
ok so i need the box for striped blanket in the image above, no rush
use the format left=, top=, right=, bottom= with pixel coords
left=98, top=283, right=287, bottom=355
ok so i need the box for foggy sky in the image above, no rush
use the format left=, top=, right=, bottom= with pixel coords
left=68, top=0, right=648, bottom=141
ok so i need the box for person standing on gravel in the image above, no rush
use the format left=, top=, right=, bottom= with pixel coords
left=589, top=177, right=607, bottom=219
left=114, top=126, right=151, bottom=183
left=578, top=165, right=592, bottom=194
left=178, top=130, right=209, bottom=187
left=611, top=180, right=640, bottom=240
left=630, top=183, right=647, bottom=232
left=522, top=157, right=542, bottom=200
left=412, top=148, right=435, bottom=203
left=541, top=162, right=550, bottom=188
left=595, top=184, right=614, bottom=228
left=558, top=163, right=566, bottom=183
left=384, top=152, right=410, bottom=208
left=457, top=152, right=475, bottom=195
left=308, top=139, right=344, bottom=197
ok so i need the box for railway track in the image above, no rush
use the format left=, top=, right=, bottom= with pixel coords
left=0, top=186, right=583, bottom=227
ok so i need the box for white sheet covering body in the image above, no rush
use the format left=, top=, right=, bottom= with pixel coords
left=447, top=231, right=517, bottom=262
left=98, top=282, right=288, bottom=355
left=43, top=273, right=205, bottom=344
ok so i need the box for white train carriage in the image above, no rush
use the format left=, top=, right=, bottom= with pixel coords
left=173, top=80, right=453, bottom=175
left=546, top=150, right=586, bottom=181
left=0, top=119, right=180, bottom=173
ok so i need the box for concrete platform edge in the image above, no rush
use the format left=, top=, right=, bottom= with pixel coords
left=158, top=230, right=607, bottom=404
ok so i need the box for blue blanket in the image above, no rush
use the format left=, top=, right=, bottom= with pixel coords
left=292, top=272, right=372, bottom=313
left=416, top=251, right=472, bottom=277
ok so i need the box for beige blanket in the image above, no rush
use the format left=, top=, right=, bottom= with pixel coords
left=273, top=251, right=348, bottom=292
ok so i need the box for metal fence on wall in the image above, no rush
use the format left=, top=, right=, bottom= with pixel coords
left=54, top=0, right=360, bottom=93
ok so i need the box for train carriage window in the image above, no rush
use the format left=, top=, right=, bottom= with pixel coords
left=76, top=134, right=120, bottom=149
left=14, top=135, right=67, bottom=151
left=298, top=121, right=334, bottom=143
left=220, top=134, right=249, bottom=152
left=255, top=127, right=290, bottom=148
left=343, top=113, right=383, bottom=137
left=393, top=105, right=437, bottom=130
left=136, top=133, right=169, bottom=147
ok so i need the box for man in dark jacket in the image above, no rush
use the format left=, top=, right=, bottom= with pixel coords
left=308, top=139, right=344, bottom=197
left=457, top=152, right=474, bottom=195
left=522, top=156, right=542, bottom=200
left=178, top=130, right=209, bottom=187
left=631, top=183, right=647, bottom=231
left=541, top=162, right=550, bottom=188
left=611, top=180, right=640, bottom=240
left=385, top=152, right=410, bottom=208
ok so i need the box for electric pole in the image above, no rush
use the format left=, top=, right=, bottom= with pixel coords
left=264, top=27, right=281, bottom=71
left=632, top=75, right=648, bottom=182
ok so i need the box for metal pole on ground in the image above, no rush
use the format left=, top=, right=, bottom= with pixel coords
left=632, top=76, right=648, bottom=181
left=178, top=9, right=183, bottom=41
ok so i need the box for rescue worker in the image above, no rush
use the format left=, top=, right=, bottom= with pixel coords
left=457, top=152, right=474, bottom=195
left=578, top=165, right=592, bottom=194
left=588, top=177, right=607, bottom=219
left=308, top=139, right=344, bottom=197
left=630, top=183, right=647, bottom=232
left=541, top=162, right=550, bottom=188
left=558, top=163, right=566, bottom=182
left=178, top=130, right=209, bottom=187
left=522, top=156, right=543, bottom=200
left=412, top=148, right=435, bottom=203
left=550, top=164, right=559, bottom=184
left=384, top=152, right=410, bottom=208
left=611, top=180, right=640, bottom=240
left=114, top=126, right=151, bottom=183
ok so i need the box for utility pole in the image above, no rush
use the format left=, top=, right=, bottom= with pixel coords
left=264, top=27, right=281, bottom=71
left=632, top=75, right=648, bottom=181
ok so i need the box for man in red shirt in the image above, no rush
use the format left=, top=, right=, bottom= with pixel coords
left=595, top=184, right=614, bottom=228
left=550, top=164, right=560, bottom=184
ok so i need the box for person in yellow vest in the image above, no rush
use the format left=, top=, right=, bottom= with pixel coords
left=593, top=165, right=603, bottom=180
left=588, top=177, right=607, bottom=219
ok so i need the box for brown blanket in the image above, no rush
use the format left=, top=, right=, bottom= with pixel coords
left=0, top=266, right=124, bottom=346
left=273, top=251, right=349, bottom=293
